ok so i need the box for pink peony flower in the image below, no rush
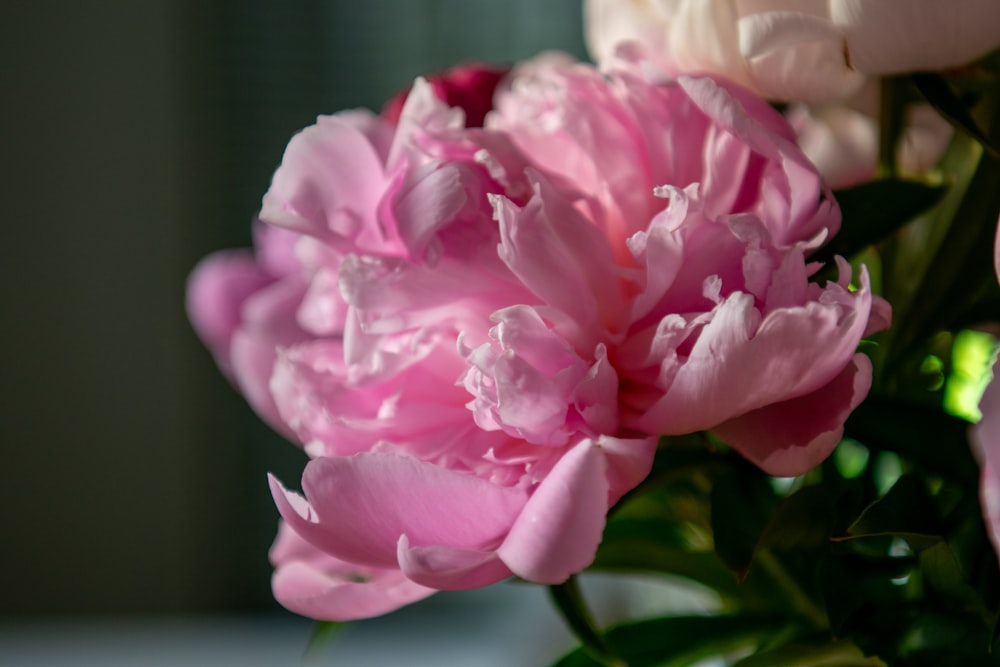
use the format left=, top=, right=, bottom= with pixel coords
left=189, top=53, right=887, bottom=620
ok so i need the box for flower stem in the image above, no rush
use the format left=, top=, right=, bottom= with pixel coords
left=756, top=548, right=828, bottom=630
left=548, top=576, right=627, bottom=667
left=878, top=75, right=905, bottom=178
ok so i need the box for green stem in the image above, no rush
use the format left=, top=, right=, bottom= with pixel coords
left=548, top=576, right=627, bottom=667
left=755, top=549, right=828, bottom=630
left=302, top=621, right=346, bottom=665
left=878, top=76, right=905, bottom=179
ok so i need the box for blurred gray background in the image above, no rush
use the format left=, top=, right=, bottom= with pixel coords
left=1, top=0, right=588, bottom=616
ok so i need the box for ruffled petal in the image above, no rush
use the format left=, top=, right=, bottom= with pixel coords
left=636, top=266, right=872, bottom=436
left=494, top=174, right=626, bottom=338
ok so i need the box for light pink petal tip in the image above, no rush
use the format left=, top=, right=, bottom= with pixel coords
left=497, top=440, right=609, bottom=583
left=269, top=523, right=435, bottom=621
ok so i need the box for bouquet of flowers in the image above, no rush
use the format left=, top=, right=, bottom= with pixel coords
left=186, top=2, right=1000, bottom=665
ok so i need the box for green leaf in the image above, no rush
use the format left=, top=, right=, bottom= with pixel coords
left=550, top=615, right=785, bottom=667
left=844, top=397, right=978, bottom=484
left=711, top=468, right=776, bottom=579
left=593, top=517, right=739, bottom=596
left=819, top=552, right=912, bottom=637
left=814, top=180, right=948, bottom=265
left=733, top=639, right=885, bottom=667
left=895, top=610, right=996, bottom=664
left=837, top=474, right=943, bottom=551
left=919, top=541, right=984, bottom=609
left=878, top=75, right=909, bottom=177
left=912, top=72, right=1000, bottom=157
left=889, top=119, right=1000, bottom=355
left=609, top=434, right=725, bottom=519
left=549, top=577, right=624, bottom=667
left=896, top=651, right=1000, bottom=667
left=758, top=484, right=840, bottom=551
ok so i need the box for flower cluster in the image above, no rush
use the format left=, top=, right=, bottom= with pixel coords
left=183, top=1, right=1000, bottom=664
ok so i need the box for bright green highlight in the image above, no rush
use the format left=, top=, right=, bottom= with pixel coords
left=944, top=330, right=997, bottom=422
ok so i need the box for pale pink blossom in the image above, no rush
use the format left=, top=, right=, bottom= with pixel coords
left=787, top=90, right=953, bottom=189
left=585, top=0, right=1000, bottom=104
left=584, top=0, right=865, bottom=103
left=743, top=0, right=1000, bottom=77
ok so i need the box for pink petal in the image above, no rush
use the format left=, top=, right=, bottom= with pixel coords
left=270, top=523, right=435, bottom=621
left=380, top=161, right=469, bottom=259
left=494, top=175, right=626, bottom=338
left=397, top=536, right=512, bottom=590
left=637, top=267, right=872, bottom=436
left=229, top=331, right=296, bottom=440
left=972, top=361, right=1000, bottom=559
left=712, top=352, right=872, bottom=476
left=260, top=114, right=388, bottom=250
left=596, top=435, right=658, bottom=504
left=338, top=253, right=515, bottom=336
left=497, top=440, right=609, bottom=583
left=227, top=279, right=312, bottom=440
left=994, top=215, right=1000, bottom=282
left=678, top=76, right=838, bottom=247
left=185, top=250, right=273, bottom=377
left=270, top=454, right=528, bottom=568
left=272, top=562, right=435, bottom=621
left=573, top=345, right=621, bottom=437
